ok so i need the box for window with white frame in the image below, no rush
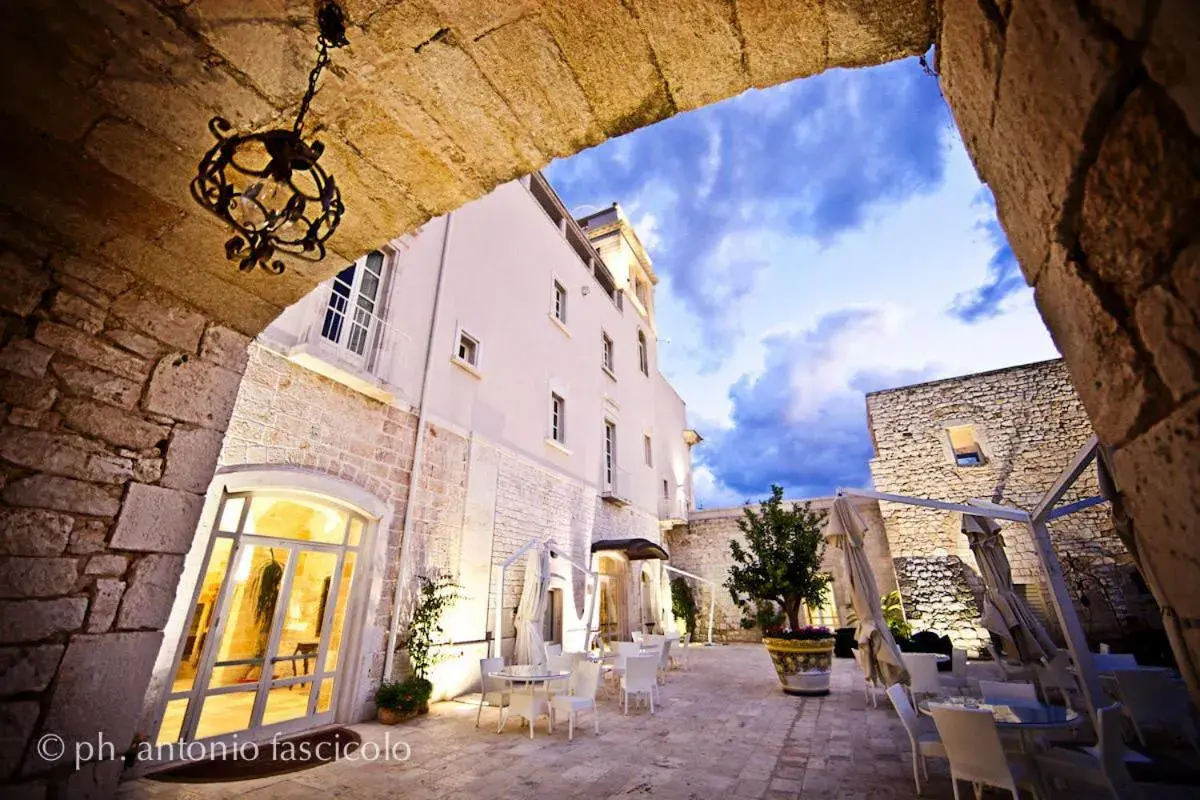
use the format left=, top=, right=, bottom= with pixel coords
left=321, top=251, right=386, bottom=360
left=637, top=330, right=649, bottom=376
left=604, top=420, right=617, bottom=487
left=455, top=330, right=479, bottom=368
left=643, top=434, right=653, bottom=467
left=552, top=280, right=567, bottom=324
left=601, top=332, right=614, bottom=373
left=946, top=424, right=985, bottom=466
left=550, top=393, right=566, bottom=444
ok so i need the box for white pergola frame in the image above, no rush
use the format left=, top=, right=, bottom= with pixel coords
left=837, top=434, right=1110, bottom=728
left=489, top=538, right=599, bottom=660
left=663, top=563, right=718, bottom=646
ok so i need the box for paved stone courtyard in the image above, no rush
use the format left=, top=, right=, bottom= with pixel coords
left=120, top=644, right=1191, bottom=799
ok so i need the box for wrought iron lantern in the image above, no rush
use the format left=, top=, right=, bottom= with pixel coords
left=190, top=1, right=350, bottom=275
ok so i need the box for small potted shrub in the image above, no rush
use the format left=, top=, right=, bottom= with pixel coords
left=375, top=676, right=433, bottom=724
left=726, top=485, right=835, bottom=695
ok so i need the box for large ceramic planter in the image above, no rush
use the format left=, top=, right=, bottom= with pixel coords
left=763, top=637, right=836, bottom=696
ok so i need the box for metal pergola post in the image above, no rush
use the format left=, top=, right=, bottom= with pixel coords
left=663, top=563, right=718, bottom=645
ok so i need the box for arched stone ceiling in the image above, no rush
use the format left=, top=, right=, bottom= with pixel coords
left=0, top=0, right=935, bottom=335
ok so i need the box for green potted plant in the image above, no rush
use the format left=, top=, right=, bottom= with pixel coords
left=379, top=574, right=457, bottom=722
left=374, top=676, right=432, bottom=725
left=726, top=485, right=834, bottom=695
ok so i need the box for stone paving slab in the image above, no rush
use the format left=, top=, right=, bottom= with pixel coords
left=119, top=644, right=1195, bottom=800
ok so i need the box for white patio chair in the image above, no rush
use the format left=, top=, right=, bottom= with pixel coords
left=545, top=642, right=563, bottom=660
left=978, top=680, right=1038, bottom=705
left=903, top=653, right=942, bottom=698
left=1035, top=653, right=1082, bottom=710
left=941, top=648, right=971, bottom=691
left=987, top=642, right=1034, bottom=682
left=546, top=654, right=574, bottom=697
left=550, top=660, right=602, bottom=740
left=929, top=705, right=1042, bottom=800
left=1112, top=669, right=1200, bottom=754
left=621, top=655, right=658, bottom=714
left=887, top=683, right=946, bottom=795
left=1036, top=703, right=1145, bottom=800
left=675, top=632, right=691, bottom=670
left=1094, top=653, right=1138, bottom=672
left=631, top=631, right=644, bottom=644
left=475, top=656, right=510, bottom=729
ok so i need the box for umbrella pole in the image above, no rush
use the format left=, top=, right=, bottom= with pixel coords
left=1027, top=518, right=1103, bottom=727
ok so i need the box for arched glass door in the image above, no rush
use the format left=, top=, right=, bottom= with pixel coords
left=156, top=491, right=366, bottom=745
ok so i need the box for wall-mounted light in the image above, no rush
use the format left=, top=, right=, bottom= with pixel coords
left=190, top=1, right=350, bottom=275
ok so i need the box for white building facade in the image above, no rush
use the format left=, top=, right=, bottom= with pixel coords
left=140, top=175, right=697, bottom=749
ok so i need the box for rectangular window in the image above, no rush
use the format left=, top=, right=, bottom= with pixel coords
left=321, top=251, right=386, bottom=359
left=637, top=331, right=649, bottom=376
left=643, top=435, right=653, bottom=467
left=947, top=424, right=984, bottom=466
left=551, top=393, right=566, bottom=443
left=662, top=479, right=670, bottom=500
left=552, top=280, right=567, bottom=324
left=456, top=330, right=479, bottom=367
left=601, top=332, right=614, bottom=373
left=604, top=421, right=616, bottom=486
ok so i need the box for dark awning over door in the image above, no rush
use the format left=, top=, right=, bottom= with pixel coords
left=590, top=538, right=669, bottom=561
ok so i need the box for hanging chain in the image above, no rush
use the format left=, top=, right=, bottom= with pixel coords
left=293, top=37, right=331, bottom=135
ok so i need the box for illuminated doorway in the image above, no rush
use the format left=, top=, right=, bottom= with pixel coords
left=156, top=490, right=366, bottom=746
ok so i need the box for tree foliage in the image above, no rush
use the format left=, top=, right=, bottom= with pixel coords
left=725, top=484, right=829, bottom=631
left=670, top=576, right=698, bottom=637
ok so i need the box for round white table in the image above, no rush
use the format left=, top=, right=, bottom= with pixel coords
left=918, top=696, right=1080, bottom=729
left=488, top=665, right=571, bottom=739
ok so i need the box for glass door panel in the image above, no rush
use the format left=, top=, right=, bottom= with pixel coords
left=194, top=690, right=256, bottom=741
left=207, top=544, right=291, bottom=690
left=169, top=537, right=233, bottom=695
left=244, top=496, right=349, bottom=544
left=321, top=552, right=357, bottom=673
left=271, top=549, right=338, bottom=680
left=261, top=681, right=314, bottom=727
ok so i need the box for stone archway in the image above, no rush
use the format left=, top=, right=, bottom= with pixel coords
left=1, top=1, right=1197, bottom=795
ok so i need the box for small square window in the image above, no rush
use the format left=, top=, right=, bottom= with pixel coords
left=947, top=424, right=985, bottom=467
left=550, top=393, right=566, bottom=443
left=601, top=332, right=614, bottom=373
left=643, top=435, right=653, bottom=467
left=553, top=281, right=567, bottom=324
left=456, top=331, right=479, bottom=367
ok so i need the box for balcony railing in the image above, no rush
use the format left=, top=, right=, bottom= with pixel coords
left=287, top=278, right=409, bottom=401
left=658, top=496, right=689, bottom=523
left=600, top=466, right=631, bottom=505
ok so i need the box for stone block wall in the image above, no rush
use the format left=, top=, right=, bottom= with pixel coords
left=938, top=0, right=1200, bottom=690
left=0, top=230, right=248, bottom=794
left=867, top=358, right=1142, bottom=650
left=666, top=498, right=897, bottom=642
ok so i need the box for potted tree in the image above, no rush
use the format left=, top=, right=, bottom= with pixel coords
left=726, top=485, right=834, bottom=695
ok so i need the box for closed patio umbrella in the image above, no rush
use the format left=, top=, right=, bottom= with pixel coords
left=514, top=546, right=550, bottom=665
left=963, top=514, right=1056, bottom=664
left=827, top=496, right=908, bottom=687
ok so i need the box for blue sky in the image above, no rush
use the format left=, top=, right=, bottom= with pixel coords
left=546, top=58, right=1058, bottom=508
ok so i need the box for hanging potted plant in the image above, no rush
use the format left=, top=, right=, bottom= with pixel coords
left=726, top=485, right=834, bottom=695
left=241, top=550, right=283, bottom=683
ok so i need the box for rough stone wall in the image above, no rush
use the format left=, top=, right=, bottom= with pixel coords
left=0, top=229, right=247, bottom=794
left=938, top=0, right=1200, bottom=687
left=666, top=498, right=897, bottom=642
left=867, top=358, right=1140, bottom=651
